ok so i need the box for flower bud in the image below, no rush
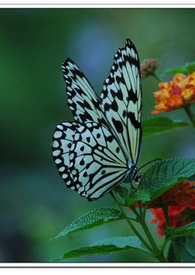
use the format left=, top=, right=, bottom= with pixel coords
left=141, top=58, right=159, bottom=78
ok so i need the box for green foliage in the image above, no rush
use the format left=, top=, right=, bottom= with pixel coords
left=140, top=158, right=195, bottom=201
left=114, top=185, right=150, bottom=206
left=52, top=208, right=123, bottom=240
left=115, top=158, right=195, bottom=206
left=142, top=117, right=189, bottom=138
left=168, top=236, right=195, bottom=262
left=162, top=61, right=195, bottom=76
left=54, top=236, right=147, bottom=261
left=113, top=185, right=129, bottom=199
left=166, top=222, right=195, bottom=238
left=51, top=158, right=195, bottom=262
left=113, top=158, right=195, bottom=207
left=124, top=189, right=150, bottom=205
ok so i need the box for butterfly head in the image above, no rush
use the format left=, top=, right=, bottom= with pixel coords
left=131, top=165, right=141, bottom=183
left=124, top=162, right=141, bottom=184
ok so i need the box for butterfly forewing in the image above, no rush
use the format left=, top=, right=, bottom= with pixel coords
left=100, top=39, right=142, bottom=164
left=62, top=58, right=103, bottom=123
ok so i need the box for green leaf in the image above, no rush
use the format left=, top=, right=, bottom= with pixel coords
left=52, top=208, right=123, bottom=240
left=124, top=189, right=150, bottom=206
left=140, top=158, right=195, bottom=201
left=168, top=236, right=195, bottom=262
left=113, top=185, right=150, bottom=206
left=166, top=222, right=195, bottom=238
left=163, top=62, right=195, bottom=76
left=54, top=236, right=148, bottom=261
left=113, top=185, right=129, bottom=200
left=142, top=117, right=189, bottom=138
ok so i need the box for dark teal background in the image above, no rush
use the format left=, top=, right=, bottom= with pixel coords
left=0, top=8, right=194, bottom=262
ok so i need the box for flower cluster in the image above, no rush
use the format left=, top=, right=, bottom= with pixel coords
left=141, top=58, right=159, bottom=79
left=149, top=206, right=194, bottom=237
left=149, top=180, right=195, bottom=208
left=152, top=73, right=195, bottom=114
left=149, top=181, right=195, bottom=236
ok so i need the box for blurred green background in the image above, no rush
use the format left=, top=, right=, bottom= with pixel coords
left=0, top=8, right=194, bottom=263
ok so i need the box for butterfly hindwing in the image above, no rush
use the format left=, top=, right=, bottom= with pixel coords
left=62, top=58, right=103, bottom=123
left=68, top=122, right=127, bottom=200
left=100, top=39, right=142, bottom=164
left=52, top=122, right=79, bottom=192
left=52, top=121, right=128, bottom=200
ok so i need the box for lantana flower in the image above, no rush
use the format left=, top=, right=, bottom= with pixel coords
left=149, top=181, right=195, bottom=236
left=152, top=73, right=195, bottom=114
left=141, top=58, right=159, bottom=79
left=128, top=181, right=195, bottom=237
left=149, top=206, right=190, bottom=237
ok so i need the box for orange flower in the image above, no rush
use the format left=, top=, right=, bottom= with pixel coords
left=152, top=73, right=195, bottom=114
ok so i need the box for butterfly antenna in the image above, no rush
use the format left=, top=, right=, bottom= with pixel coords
left=139, top=158, right=162, bottom=171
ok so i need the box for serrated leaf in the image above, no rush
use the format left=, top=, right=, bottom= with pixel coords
left=168, top=236, right=195, bottom=262
left=166, top=222, right=195, bottom=238
left=52, top=208, right=123, bottom=240
left=54, top=236, right=148, bottom=261
left=163, top=62, right=195, bottom=76
left=140, top=158, right=195, bottom=201
left=142, top=117, right=189, bottom=138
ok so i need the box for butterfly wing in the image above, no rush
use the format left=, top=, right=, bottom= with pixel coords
left=100, top=39, right=142, bottom=165
left=52, top=122, right=78, bottom=190
left=62, top=58, right=103, bottom=123
left=52, top=121, right=127, bottom=200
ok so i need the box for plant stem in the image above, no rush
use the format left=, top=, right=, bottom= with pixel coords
left=139, top=216, right=159, bottom=255
left=161, top=237, right=170, bottom=254
left=138, top=201, right=143, bottom=215
left=152, top=73, right=163, bottom=82
left=110, top=191, right=153, bottom=253
left=133, top=209, right=167, bottom=262
left=183, top=105, right=195, bottom=127
left=162, top=205, right=181, bottom=262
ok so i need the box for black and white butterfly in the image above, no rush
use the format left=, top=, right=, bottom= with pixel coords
left=52, top=39, right=142, bottom=201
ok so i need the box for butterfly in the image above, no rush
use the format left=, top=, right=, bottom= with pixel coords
left=52, top=39, right=142, bottom=201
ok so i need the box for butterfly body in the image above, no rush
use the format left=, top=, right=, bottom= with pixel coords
left=124, top=162, right=141, bottom=183
left=52, top=39, right=142, bottom=201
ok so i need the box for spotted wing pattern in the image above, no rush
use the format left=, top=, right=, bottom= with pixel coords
left=52, top=122, right=78, bottom=190
left=62, top=58, right=103, bottom=123
left=100, top=39, right=142, bottom=164
left=52, top=121, right=127, bottom=200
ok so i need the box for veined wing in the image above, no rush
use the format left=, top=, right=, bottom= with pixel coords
left=53, top=121, right=127, bottom=200
left=69, top=122, right=127, bottom=200
left=62, top=58, right=103, bottom=123
left=100, top=39, right=142, bottom=165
